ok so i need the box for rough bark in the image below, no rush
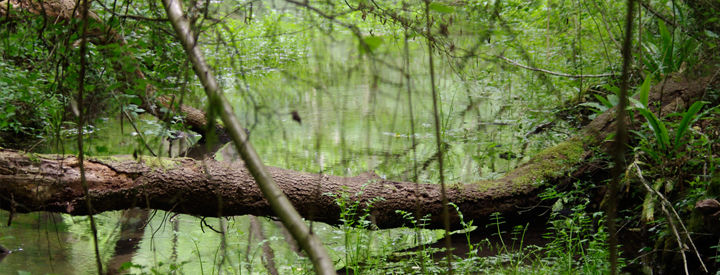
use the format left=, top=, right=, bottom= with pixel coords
left=0, top=72, right=712, bottom=229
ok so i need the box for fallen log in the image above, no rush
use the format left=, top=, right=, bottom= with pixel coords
left=0, top=75, right=712, bottom=229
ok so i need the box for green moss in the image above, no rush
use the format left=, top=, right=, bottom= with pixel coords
left=91, top=155, right=182, bottom=171
left=449, top=182, right=465, bottom=192
left=511, top=137, right=586, bottom=188
left=539, top=137, right=585, bottom=164
left=472, top=180, right=501, bottom=192
left=470, top=137, right=588, bottom=193
left=142, top=157, right=181, bottom=170
left=93, top=155, right=135, bottom=162
left=27, top=153, right=41, bottom=164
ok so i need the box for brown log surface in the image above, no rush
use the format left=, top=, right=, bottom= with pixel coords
left=0, top=149, right=521, bottom=228
left=0, top=72, right=712, bottom=229
left=0, top=0, right=714, bottom=228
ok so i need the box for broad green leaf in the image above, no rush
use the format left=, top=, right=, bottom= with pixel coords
left=129, top=97, right=142, bottom=106
left=705, top=30, right=719, bottom=39
left=578, top=102, right=607, bottom=113
left=633, top=75, right=652, bottom=108
left=673, top=101, right=706, bottom=150
left=594, top=94, right=613, bottom=108
left=629, top=98, right=643, bottom=109
left=658, top=20, right=674, bottom=73
left=607, top=94, right=619, bottom=107
left=603, top=84, right=620, bottom=95
left=637, top=108, right=670, bottom=152
left=451, top=225, right=478, bottom=235
left=429, top=2, right=455, bottom=13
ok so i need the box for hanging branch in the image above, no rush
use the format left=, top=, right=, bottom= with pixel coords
left=631, top=162, right=708, bottom=274
left=160, top=0, right=335, bottom=274
left=607, top=0, right=636, bottom=274
left=639, top=0, right=677, bottom=29
left=497, top=55, right=616, bottom=78
left=423, top=0, right=453, bottom=274
left=76, top=0, right=103, bottom=273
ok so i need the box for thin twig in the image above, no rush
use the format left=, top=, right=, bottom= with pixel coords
left=632, top=162, right=708, bottom=273
left=161, top=0, right=335, bottom=273
left=109, top=91, right=158, bottom=157
left=424, top=1, right=452, bottom=273
left=497, top=55, right=616, bottom=78
left=639, top=0, right=677, bottom=29
left=662, top=202, right=689, bottom=275
left=77, top=0, right=103, bottom=273
left=588, top=0, right=622, bottom=50
left=608, top=1, right=636, bottom=273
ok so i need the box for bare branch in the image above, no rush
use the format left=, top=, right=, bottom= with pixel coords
left=498, top=55, right=616, bottom=78
left=160, top=0, right=336, bottom=273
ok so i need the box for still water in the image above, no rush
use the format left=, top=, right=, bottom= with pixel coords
left=0, top=9, right=581, bottom=275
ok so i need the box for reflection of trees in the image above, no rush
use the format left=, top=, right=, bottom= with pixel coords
left=105, top=208, right=149, bottom=274
left=0, top=70, right=712, bottom=229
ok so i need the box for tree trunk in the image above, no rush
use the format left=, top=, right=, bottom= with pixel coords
left=0, top=73, right=711, bottom=229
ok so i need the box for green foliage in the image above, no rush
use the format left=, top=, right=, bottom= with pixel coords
left=637, top=107, right=671, bottom=153
left=326, top=185, right=385, bottom=272
left=449, top=202, right=478, bottom=256
left=3, top=0, right=718, bottom=273
left=0, top=61, right=64, bottom=145
left=428, top=2, right=455, bottom=14
left=585, top=74, right=653, bottom=116
left=673, top=101, right=707, bottom=149
left=641, top=19, right=699, bottom=75
left=632, top=74, right=653, bottom=109
left=539, top=184, right=616, bottom=273
left=634, top=100, right=711, bottom=160
left=359, top=36, right=384, bottom=54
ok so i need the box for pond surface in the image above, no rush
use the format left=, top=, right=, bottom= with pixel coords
left=0, top=66, right=568, bottom=275
left=0, top=4, right=592, bottom=274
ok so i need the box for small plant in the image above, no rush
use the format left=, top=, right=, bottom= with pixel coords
left=634, top=97, right=711, bottom=161
left=325, top=184, right=384, bottom=273
left=582, top=74, right=653, bottom=119
left=488, top=212, right=508, bottom=254
left=590, top=74, right=714, bottom=163
left=540, top=184, right=615, bottom=273
left=0, top=61, right=64, bottom=146
left=396, top=209, right=433, bottom=273
left=641, top=20, right=698, bottom=75
left=449, top=202, right=478, bottom=257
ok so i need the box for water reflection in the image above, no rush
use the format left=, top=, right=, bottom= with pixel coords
left=8, top=4, right=576, bottom=273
